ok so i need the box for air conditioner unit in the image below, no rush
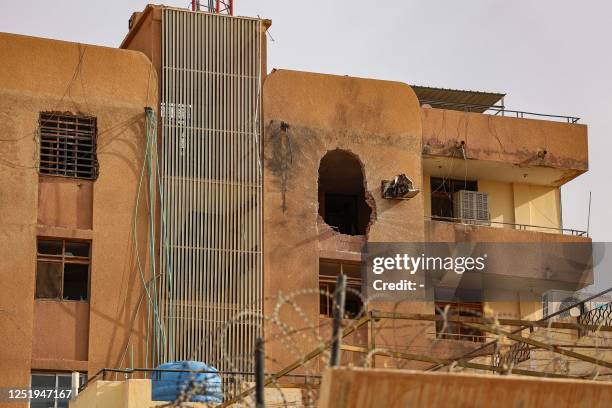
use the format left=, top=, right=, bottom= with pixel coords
left=453, top=190, right=490, bottom=225
left=542, top=289, right=611, bottom=320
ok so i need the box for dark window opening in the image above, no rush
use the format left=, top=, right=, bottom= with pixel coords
left=36, top=239, right=90, bottom=301
left=435, top=301, right=484, bottom=342
left=318, top=150, right=372, bottom=235
left=430, top=177, right=477, bottom=220
left=63, top=264, right=89, bottom=301
left=319, top=259, right=363, bottom=319
left=39, top=112, right=98, bottom=180
left=30, top=372, right=86, bottom=408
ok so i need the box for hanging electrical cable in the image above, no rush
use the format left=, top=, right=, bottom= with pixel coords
left=132, top=107, right=167, bottom=370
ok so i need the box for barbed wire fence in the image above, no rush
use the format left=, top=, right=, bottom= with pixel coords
left=135, top=281, right=612, bottom=407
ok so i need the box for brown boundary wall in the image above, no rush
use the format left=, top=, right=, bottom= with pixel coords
left=318, top=367, right=612, bottom=408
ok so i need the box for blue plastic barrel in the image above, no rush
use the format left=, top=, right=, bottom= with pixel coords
left=151, top=361, right=222, bottom=403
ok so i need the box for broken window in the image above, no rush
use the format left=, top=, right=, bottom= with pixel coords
left=318, top=150, right=372, bottom=235
left=430, top=177, right=477, bottom=220
left=36, top=238, right=90, bottom=301
left=435, top=301, right=484, bottom=342
left=319, top=259, right=363, bottom=319
left=39, top=112, right=98, bottom=180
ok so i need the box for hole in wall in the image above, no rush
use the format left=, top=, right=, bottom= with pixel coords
left=317, top=149, right=374, bottom=236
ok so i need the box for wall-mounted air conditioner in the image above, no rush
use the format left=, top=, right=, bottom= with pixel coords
left=542, top=289, right=611, bottom=320
left=453, top=190, right=490, bottom=225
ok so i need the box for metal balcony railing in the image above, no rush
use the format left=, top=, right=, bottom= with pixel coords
left=425, top=215, right=588, bottom=237
left=82, top=367, right=321, bottom=403
left=421, top=100, right=580, bottom=124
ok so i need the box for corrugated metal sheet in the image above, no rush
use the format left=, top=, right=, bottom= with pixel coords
left=158, top=8, right=263, bottom=374
left=411, top=85, right=505, bottom=112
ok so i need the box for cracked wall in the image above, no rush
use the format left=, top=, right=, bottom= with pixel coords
left=421, top=107, right=588, bottom=186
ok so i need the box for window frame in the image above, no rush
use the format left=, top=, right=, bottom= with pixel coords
left=30, top=371, right=86, bottom=408
left=38, top=112, right=98, bottom=180
left=319, top=260, right=364, bottom=319
left=35, top=238, right=91, bottom=302
left=435, top=301, right=485, bottom=342
left=430, top=177, right=478, bottom=220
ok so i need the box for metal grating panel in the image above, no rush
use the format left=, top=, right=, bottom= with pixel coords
left=158, top=8, right=263, bottom=375
left=411, top=85, right=505, bottom=113
left=39, top=112, right=98, bottom=180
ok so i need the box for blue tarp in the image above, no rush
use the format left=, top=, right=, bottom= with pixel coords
left=151, top=361, right=223, bottom=403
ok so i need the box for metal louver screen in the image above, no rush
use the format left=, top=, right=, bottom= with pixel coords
left=453, top=190, right=490, bottom=224
left=158, top=8, right=263, bottom=373
left=39, top=112, right=97, bottom=180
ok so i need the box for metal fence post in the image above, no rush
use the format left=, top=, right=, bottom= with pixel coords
left=330, top=274, right=347, bottom=367
left=255, top=337, right=265, bottom=408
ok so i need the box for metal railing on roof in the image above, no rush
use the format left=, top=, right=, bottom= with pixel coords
left=421, top=100, right=580, bottom=123
left=425, top=215, right=588, bottom=237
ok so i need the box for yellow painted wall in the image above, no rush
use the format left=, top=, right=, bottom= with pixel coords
left=422, top=174, right=561, bottom=232
left=70, top=379, right=305, bottom=407
left=478, top=180, right=515, bottom=227
left=484, top=300, right=519, bottom=319
left=484, top=299, right=540, bottom=321
left=519, top=296, right=542, bottom=321
left=513, top=183, right=561, bottom=230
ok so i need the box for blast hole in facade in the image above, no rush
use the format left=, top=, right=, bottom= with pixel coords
left=318, top=149, right=373, bottom=236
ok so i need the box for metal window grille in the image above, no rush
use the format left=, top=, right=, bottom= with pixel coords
left=39, top=112, right=98, bottom=180
left=319, top=274, right=363, bottom=319
left=157, top=8, right=264, bottom=374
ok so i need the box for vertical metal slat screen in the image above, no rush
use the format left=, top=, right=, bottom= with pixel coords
left=158, top=8, right=263, bottom=376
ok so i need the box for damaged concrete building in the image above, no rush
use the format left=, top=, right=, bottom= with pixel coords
left=260, top=69, right=593, bottom=374
left=0, top=3, right=602, bottom=407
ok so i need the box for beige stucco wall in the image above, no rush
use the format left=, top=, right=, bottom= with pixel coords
left=0, top=32, right=157, bottom=401
left=421, top=107, right=588, bottom=186
left=318, top=367, right=612, bottom=408
left=262, top=69, right=426, bottom=371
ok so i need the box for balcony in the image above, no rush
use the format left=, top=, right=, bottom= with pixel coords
left=419, top=99, right=580, bottom=124
left=425, top=215, right=588, bottom=239
left=424, top=217, right=593, bottom=292
left=420, top=104, right=587, bottom=187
